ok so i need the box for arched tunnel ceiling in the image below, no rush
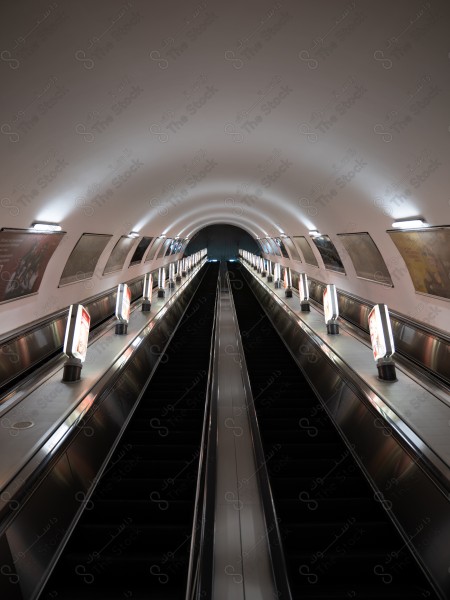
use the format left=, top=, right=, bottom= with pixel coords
left=1, top=0, right=449, bottom=333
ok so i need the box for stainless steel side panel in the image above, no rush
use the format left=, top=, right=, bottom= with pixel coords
left=0, top=268, right=202, bottom=600
left=0, top=278, right=145, bottom=391
left=6, top=454, right=76, bottom=600
left=307, top=277, right=450, bottom=384
left=0, top=529, right=22, bottom=599
left=244, top=269, right=450, bottom=599
left=66, top=392, right=126, bottom=493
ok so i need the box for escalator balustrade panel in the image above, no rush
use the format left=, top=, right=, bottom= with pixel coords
left=228, top=262, right=438, bottom=600
left=41, top=263, right=219, bottom=600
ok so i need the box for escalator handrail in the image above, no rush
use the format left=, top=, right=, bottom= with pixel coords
left=225, top=265, right=293, bottom=600
left=185, top=271, right=220, bottom=600
left=0, top=262, right=208, bottom=528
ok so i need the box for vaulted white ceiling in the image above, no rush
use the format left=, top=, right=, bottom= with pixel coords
left=1, top=0, right=449, bottom=334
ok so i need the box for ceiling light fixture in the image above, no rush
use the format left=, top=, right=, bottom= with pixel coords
left=391, top=219, right=427, bottom=229
left=31, top=222, right=62, bottom=232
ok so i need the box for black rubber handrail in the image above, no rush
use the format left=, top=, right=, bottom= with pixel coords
left=0, top=262, right=209, bottom=531
left=226, top=264, right=293, bottom=600
left=185, top=272, right=220, bottom=600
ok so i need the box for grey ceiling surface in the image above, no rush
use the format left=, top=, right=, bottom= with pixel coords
left=0, top=0, right=449, bottom=333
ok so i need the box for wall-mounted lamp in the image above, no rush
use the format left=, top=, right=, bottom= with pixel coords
left=32, top=222, right=62, bottom=232
left=391, top=219, right=426, bottom=229
left=309, top=229, right=321, bottom=237
left=129, top=231, right=140, bottom=238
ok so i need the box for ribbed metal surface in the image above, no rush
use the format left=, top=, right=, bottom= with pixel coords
left=307, top=278, right=450, bottom=385
left=0, top=277, right=145, bottom=392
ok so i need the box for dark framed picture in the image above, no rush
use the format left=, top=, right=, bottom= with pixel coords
left=0, top=228, right=64, bottom=302
left=338, top=232, right=393, bottom=286
left=311, top=235, right=346, bottom=274
left=60, top=233, right=111, bottom=286
left=388, top=227, right=450, bottom=300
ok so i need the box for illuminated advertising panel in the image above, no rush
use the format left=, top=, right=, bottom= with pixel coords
left=63, top=304, right=91, bottom=363
left=274, top=263, right=281, bottom=282
left=323, top=284, right=338, bottom=323
left=115, top=283, right=131, bottom=322
left=158, top=267, right=166, bottom=288
left=299, top=273, right=309, bottom=301
left=368, top=304, right=395, bottom=361
left=284, top=267, right=292, bottom=288
left=143, top=273, right=153, bottom=300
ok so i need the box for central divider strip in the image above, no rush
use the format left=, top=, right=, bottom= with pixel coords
left=191, top=262, right=290, bottom=599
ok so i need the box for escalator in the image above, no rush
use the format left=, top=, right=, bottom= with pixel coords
left=41, top=262, right=219, bottom=600
left=228, top=262, right=438, bottom=599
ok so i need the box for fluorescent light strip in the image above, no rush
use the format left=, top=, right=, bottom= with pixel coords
left=392, top=219, right=426, bottom=229
left=32, top=222, right=62, bottom=232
